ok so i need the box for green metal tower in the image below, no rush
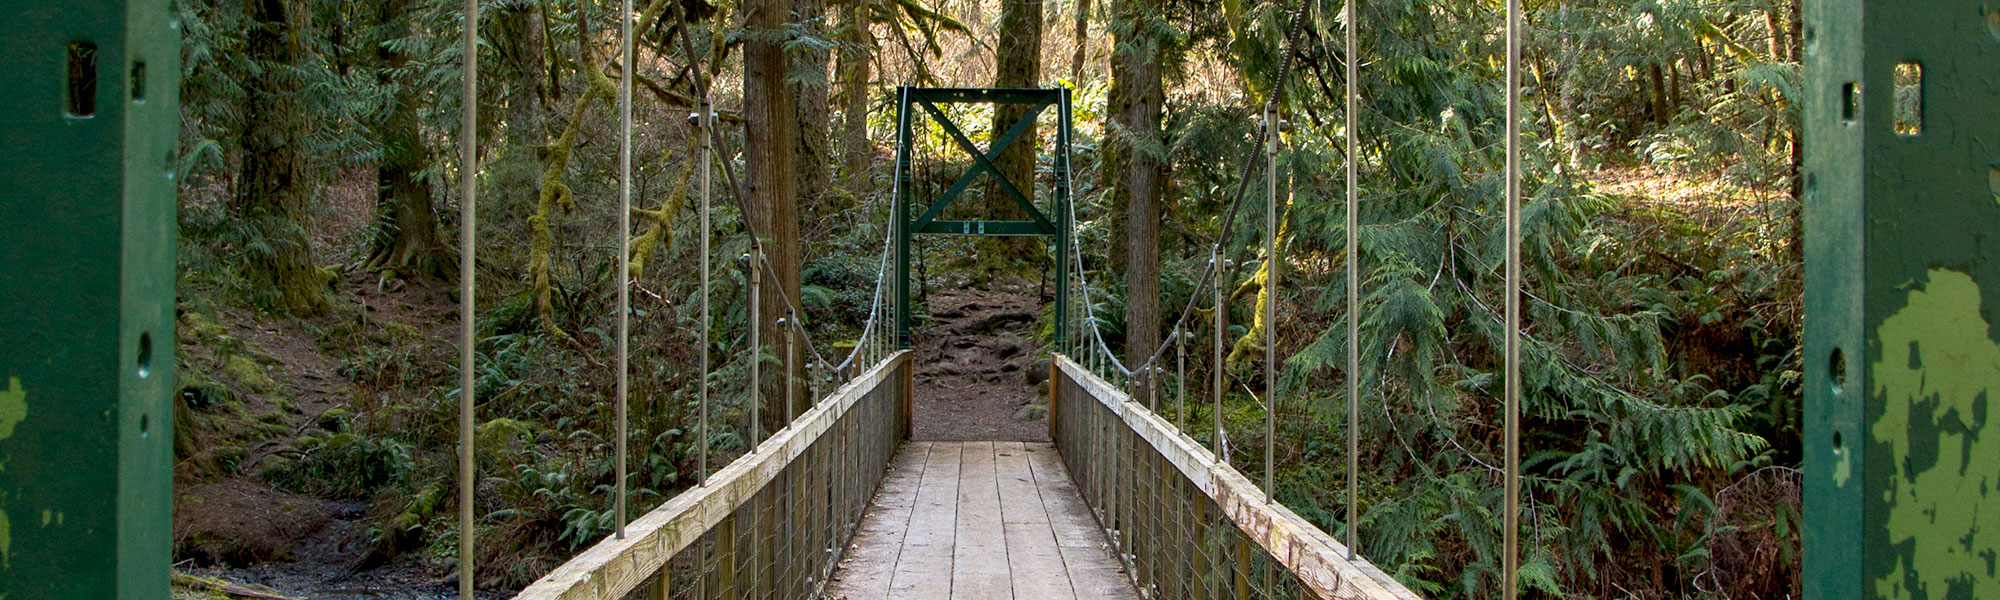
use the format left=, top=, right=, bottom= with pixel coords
left=892, top=87, right=1074, bottom=350
left=0, top=1, right=180, bottom=597
left=1804, top=2, right=2000, bottom=598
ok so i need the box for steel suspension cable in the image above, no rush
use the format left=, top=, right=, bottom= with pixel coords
left=698, top=94, right=712, bottom=485
left=455, top=0, right=478, bottom=596
left=1504, top=0, right=1524, bottom=596
left=614, top=0, right=634, bottom=541
left=1263, top=103, right=1280, bottom=504
left=1345, top=0, right=1361, bottom=561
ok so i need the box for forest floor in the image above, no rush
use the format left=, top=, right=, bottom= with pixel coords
left=174, top=272, right=486, bottom=600
left=909, top=279, right=1051, bottom=442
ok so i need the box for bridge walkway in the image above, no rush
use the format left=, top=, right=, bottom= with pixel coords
left=823, top=441, right=1138, bottom=599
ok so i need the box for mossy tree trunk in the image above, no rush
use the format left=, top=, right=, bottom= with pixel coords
left=236, top=0, right=329, bottom=315
left=745, top=0, right=805, bottom=433
left=1112, top=0, right=1165, bottom=380
left=975, top=0, right=1044, bottom=275
left=794, top=0, right=833, bottom=219
left=363, top=0, right=446, bottom=278
left=837, top=0, right=875, bottom=196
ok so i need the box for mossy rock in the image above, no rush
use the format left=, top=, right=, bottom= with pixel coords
left=178, top=311, right=231, bottom=345
left=222, top=354, right=278, bottom=394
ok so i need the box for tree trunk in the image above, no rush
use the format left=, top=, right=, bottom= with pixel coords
left=795, top=0, right=833, bottom=218
left=499, top=1, right=548, bottom=145
left=1648, top=62, right=1669, bottom=126
left=837, top=0, right=875, bottom=196
left=1068, top=0, right=1091, bottom=82
left=365, top=0, right=444, bottom=277
left=237, top=0, right=328, bottom=315
left=974, top=0, right=1044, bottom=274
left=1113, top=0, right=1164, bottom=385
left=745, top=0, right=803, bottom=433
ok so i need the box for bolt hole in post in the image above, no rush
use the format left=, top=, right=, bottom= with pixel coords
left=1893, top=62, right=1923, bottom=136
left=1841, top=82, right=1859, bottom=124
left=137, top=332, right=153, bottom=378
left=1828, top=347, right=1846, bottom=393
left=129, top=61, right=146, bottom=103
left=66, top=41, right=97, bottom=118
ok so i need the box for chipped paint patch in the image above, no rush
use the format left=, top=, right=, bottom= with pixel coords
left=0, top=377, right=22, bottom=440
left=1870, top=269, right=2000, bottom=598
left=0, top=376, right=21, bottom=571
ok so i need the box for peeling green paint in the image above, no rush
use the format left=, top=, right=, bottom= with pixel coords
left=1833, top=443, right=1852, bottom=487
left=1870, top=269, right=2000, bottom=598
left=0, top=377, right=22, bottom=440
left=0, top=377, right=18, bottom=571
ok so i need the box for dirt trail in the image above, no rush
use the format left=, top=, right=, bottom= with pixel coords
left=910, top=281, right=1050, bottom=442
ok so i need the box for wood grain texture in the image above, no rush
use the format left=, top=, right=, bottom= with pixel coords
left=823, top=442, right=1137, bottom=600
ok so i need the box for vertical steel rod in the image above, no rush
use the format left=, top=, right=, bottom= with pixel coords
left=698, top=98, right=712, bottom=486
left=1176, top=327, right=1186, bottom=431
left=1345, top=0, right=1361, bottom=562
left=750, top=251, right=762, bottom=445
left=785, top=312, right=798, bottom=422
left=456, top=0, right=478, bottom=597
left=1263, top=105, right=1279, bottom=504
left=1212, top=250, right=1226, bottom=463
left=1503, top=0, right=1524, bottom=596
left=614, top=0, right=633, bottom=540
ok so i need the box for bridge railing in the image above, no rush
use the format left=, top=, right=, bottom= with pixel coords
left=1050, top=354, right=1423, bottom=600
left=513, top=351, right=912, bottom=600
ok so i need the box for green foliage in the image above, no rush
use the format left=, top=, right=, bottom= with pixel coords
left=261, top=432, right=415, bottom=500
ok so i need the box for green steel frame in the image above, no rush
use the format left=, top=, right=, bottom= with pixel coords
left=892, top=87, right=1074, bottom=350
left=1804, top=2, right=2000, bottom=598
left=0, top=1, right=180, bottom=597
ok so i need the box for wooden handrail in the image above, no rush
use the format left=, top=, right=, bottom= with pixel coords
left=1053, top=354, right=1425, bottom=600
left=512, top=351, right=913, bottom=600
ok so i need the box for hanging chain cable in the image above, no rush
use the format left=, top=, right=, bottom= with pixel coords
left=1345, top=0, right=1362, bottom=561
left=614, top=0, right=634, bottom=541
left=1504, top=0, right=1524, bottom=595
left=455, top=0, right=479, bottom=597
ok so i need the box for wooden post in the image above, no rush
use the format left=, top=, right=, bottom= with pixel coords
left=648, top=568, right=670, bottom=600
left=901, top=353, right=915, bottom=438
left=1047, top=359, right=1061, bottom=439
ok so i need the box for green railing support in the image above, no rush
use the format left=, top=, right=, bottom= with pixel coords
left=1804, top=2, right=2000, bottom=598
left=0, top=1, right=181, bottom=597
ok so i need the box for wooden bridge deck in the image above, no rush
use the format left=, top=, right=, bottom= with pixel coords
left=822, top=441, right=1139, bottom=599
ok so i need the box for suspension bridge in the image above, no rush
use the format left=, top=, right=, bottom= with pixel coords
left=6, top=0, right=1999, bottom=598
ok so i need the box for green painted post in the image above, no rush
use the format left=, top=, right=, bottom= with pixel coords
left=1804, top=1, right=2000, bottom=598
left=1054, top=87, right=1072, bottom=351
left=0, top=1, right=180, bottom=598
left=894, top=86, right=915, bottom=350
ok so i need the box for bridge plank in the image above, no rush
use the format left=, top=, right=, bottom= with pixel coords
left=889, top=441, right=961, bottom=599
left=829, top=441, right=932, bottom=598
left=997, top=442, right=1075, bottom=600
left=1024, top=441, right=1141, bottom=599
left=951, top=442, right=1012, bottom=600
left=824, top=442, right=1137, bottom=600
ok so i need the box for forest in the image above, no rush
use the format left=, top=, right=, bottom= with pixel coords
left=165, top=0, right=1804, bottom=597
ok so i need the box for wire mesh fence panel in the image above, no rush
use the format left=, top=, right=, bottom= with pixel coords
left=512, top=354, right=911, bottom=600
left=1050, top=354, right=1425, bottom=600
